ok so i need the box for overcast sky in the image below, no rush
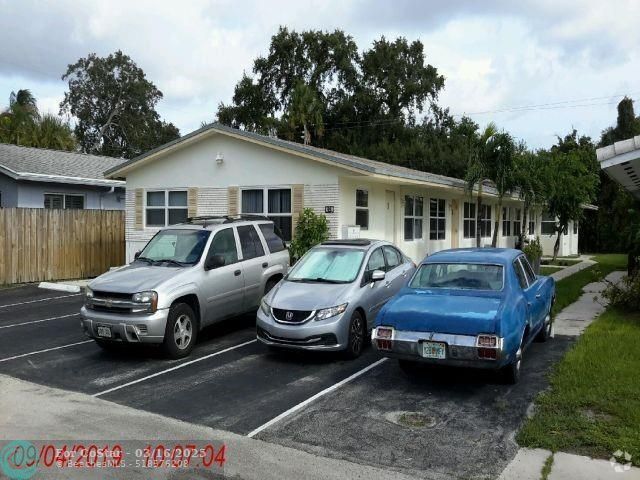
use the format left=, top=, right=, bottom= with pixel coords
left=0, top=0, right=637, bottom=149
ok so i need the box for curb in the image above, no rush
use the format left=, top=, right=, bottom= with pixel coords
left=38, top=282, right=81, bottom=293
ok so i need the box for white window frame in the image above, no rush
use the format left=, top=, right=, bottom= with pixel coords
left=513, top=208, right=522, bottom=236
left=145, top=189, right=188, bottom=228
left=541, top=211, right=556, bottom=235
left=239, top=186, right=293, bottom=239
left=404, top=194, right=423, bottom=241
left=502, top=207, right=511, bottom=237
left=463, top=201, right=476, bottom=239
left=528, top=211, right=537, bottom=235
left=355, top=188, right=369, bottom=231
left=44, top=192, right=85, bottom=210
left=479, top=204, right=492, bottom=238
left=429, top=198, right=446, bottom=240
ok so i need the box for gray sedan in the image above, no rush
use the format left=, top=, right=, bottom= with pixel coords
left=256, top=239, right=416, bottom=358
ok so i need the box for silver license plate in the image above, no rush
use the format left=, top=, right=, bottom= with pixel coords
left=422, top=341, right=446, bottom=359
left=97, top=326, right=112, bottom=338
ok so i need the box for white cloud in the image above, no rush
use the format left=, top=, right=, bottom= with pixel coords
left=0, top=0, right=637, bottom=148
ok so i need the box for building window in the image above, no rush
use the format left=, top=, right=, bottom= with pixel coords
left=355, top=189, right=369, bottom=231
left=513, top=208, right=522, bottom=236
left=241, top=188, right=292, bottom=241
left=44, top=193, right=85, bottom=210
left=541, top=211, right=556, bottom=235
left=479, top=204, right=492, bottom=238
left=429, top=198, right=446, bottom=240
left=404, top=195, right=423, bottom=241
left=502, top=207, right=511, bottom=237
left=463, top=202, right=476, bottom=239
left=528, top=211, right=536, bottom=235
left=573, top=221, right=578, bottom=235
left=146, top=190, right=188, bottom=227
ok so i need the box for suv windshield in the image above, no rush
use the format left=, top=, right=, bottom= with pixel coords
left=410, top=263, right=504, bottom=291
left=139, top=229, right=211, bottom=265
left=287, top=248, right=365, bottom=283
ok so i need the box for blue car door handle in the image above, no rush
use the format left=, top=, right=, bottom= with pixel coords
left=535, top=294, right=542, bottom=299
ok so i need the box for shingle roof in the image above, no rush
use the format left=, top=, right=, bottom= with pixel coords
left=0, top=143, right=125, bottom=187
left=105, top=122, right=472, bottom=191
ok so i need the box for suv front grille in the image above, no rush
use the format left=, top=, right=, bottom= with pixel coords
left=89, top=291, right=136, bottom=314
left=272, top=308, right=314, bottom=324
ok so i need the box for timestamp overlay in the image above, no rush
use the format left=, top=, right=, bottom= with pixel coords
left=0, top=439, right=227, bottom=479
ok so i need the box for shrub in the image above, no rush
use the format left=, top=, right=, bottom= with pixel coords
left=601, top=274, right=640, bottom=311
left=523, top=236, right=543, bottom=273
left=289, top=208, right=329, bottom=262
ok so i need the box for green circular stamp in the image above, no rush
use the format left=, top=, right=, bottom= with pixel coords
left=0, top=441, right=38, bottom=480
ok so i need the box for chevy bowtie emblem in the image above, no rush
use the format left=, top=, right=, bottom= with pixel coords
left=286, top=311, right=294, bottom=321
left=105, top=300, right=113, bottom=308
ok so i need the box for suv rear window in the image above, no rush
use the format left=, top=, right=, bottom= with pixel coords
left=259, top=223, right=286, bottom=253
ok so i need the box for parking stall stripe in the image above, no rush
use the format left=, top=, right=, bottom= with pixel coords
left=0, top=313, right=80, bottom=330
left=92, top=339, right=257, bottom=397
left=0, top=294, right=81, bottom=309
left=0, top=340, right=93, bottom=363
left=246, top=357, right=388, bottom=438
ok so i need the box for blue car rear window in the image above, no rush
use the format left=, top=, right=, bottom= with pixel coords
left=410, top=263, right=503, bottom=291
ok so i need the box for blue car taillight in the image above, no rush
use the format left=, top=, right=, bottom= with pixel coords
left=374, top=327, right=394, bottom=351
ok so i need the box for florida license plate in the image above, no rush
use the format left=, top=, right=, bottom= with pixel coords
left=422, top=341, right=446, bottom=359
left=97, top=326, right=112, bottom=338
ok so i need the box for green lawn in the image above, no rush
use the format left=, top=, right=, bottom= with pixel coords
left=540, top=265, right=564, bottom=276
left=541, top=258, right=582, bottom=267
left=552, top=254, right=627, bottom=316
left=517, top=308, right=640, bottom=464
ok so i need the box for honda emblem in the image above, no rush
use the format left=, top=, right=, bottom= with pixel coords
left=285, top=311, right=294, bottom=321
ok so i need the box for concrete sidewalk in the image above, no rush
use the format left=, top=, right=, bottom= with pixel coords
left=0, top=374, right=414, bottom=480
left=500, top=270, right=638, bottom=480
left=548, top=255, right=595, bottom=282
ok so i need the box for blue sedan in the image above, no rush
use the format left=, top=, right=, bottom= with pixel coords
left=372, top=248, right=555, bottom=383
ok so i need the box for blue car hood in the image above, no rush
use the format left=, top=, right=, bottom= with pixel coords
left=378, top=289, right=503, bottom=335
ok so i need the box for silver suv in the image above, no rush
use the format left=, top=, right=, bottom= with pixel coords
left=81, top=216, right=290, bottom=358
left=257, top=240, right=416, bottom=358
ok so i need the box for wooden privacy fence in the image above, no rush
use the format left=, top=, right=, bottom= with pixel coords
left=0, top=208, right=125, bottom=284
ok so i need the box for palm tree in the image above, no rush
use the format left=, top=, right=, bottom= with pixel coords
left=1, top=89, right=40, bottom=145
left=487, top=132, right=518, bottom=247
left=286, top=81, right=324, bottom=146
left=31, top=114, right=76, bottom=151
left=513, top=149, right=545, bottom=248
left=465, top=122, right=498, bottom=247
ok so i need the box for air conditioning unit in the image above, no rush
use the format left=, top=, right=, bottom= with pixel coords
left=341, top=225, right=361, bottom=239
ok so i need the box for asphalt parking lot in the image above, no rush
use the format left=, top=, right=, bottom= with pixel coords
left=0, top=284, right=575, bottom=479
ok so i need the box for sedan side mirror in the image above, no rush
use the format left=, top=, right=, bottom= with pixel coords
left=134, top=251, right=141, bottom=259
left=205, top=254, right=225, bottom=271
left=371, top=270, right=386, bottom=282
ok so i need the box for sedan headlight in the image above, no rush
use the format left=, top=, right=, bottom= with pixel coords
left=260, top=297, right=271, bottom=316
left=315, top=303, right=348, bottom=321
left=132, top=290, right=158, bottom=313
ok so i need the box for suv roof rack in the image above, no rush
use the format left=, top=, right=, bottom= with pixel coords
left=321, top=239, right=372, bottom=246
left=184, top=215, right=271, bottom=228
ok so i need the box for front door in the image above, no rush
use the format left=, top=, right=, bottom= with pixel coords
left=385, top=190, right=396, bottom=243
left=201, top=227, right=245, bottom=324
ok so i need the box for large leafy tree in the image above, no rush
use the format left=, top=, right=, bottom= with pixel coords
left=486, top=132, right=518, bottom=247
left=60, top=50, right=179, bottom=158
left=513, top=149, right=545, bottom=248
left=543, top=149, right=599, bottom=260
left=0, top=89, right=76, bottom=150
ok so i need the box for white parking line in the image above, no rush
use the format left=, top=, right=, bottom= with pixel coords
left=92, top=339, right=257, bottom=397
left=0, top=313, right=80, bottom=330
left=246, top=357, right=388, bottom=438
left=0, top=294, right=81, bottom=309
left=0, top=340, right=93, bottom=363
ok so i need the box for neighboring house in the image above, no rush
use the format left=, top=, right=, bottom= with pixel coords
left=597, top=135, right=640, bottom=200
left=105, top=123, right=580, bottom=262
left=0, top=143, right=125, bottom=210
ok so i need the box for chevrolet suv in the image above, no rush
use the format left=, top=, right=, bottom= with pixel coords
left=81, top=216, right=290, bottom=358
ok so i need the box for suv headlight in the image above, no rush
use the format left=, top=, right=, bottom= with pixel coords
left=315, top=303, right=348, bottom=321
left=260, top=297, right=271, bottom=316
left=132, top=291, right=158, bottom=313
left=84, top=287, right=94, bottom=308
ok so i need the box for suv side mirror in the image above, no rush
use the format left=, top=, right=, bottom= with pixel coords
left=134, top=251, right=141, bottom=259
left=205, top=254, right=225, bottom=271
left=371, top=270, right=385, bottom=282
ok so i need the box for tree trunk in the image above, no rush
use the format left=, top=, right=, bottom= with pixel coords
left=303, top=122, right=310, bottom=145
left=553, top=229, right=561, bottom=261
left=519, top=207, right=528, bottom=250
left=491, top=200, right=502, bottom=247
left=475, top=184, right=483, bottom=248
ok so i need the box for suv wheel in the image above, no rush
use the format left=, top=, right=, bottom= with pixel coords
left=264, top=278, right=279, bottom=295
left=162, top=303, right=198, bottom=359
left=343, top=310, right=365, bottom=359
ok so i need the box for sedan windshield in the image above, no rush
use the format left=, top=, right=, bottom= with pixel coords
left=139, top=229, right=211, bottom=265
left=410, top=263, right=503, bottom=291
left=287, top=248, right=365, bottom=283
